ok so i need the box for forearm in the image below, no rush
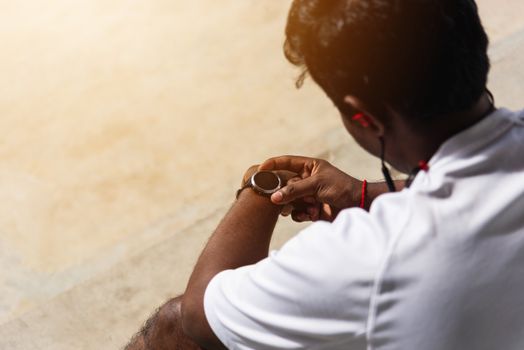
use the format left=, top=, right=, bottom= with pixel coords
left=364, top=180, right=405, bottom=210
left=182, top=190, right=281, bottom=348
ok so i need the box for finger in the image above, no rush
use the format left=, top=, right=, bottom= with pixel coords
left=286, top=176, right=302, bottom=184
left=303, top=196, right=317, bottom=204
left=283, top=176, right=302, bottom=188
left=322, top=204, right=334, bottom=218
left=270, top=176, right=318, bottom=205
left=247, top=164, right=259, bottom=173
left=319, top=204, right=337, bottom=222
left=307, top=205, right=320, bottom=221
left=291, top=210, right=311, bottom=223
left=281, top=204, right=293, bottom=217
left=259, top=155, right=314, bottom=173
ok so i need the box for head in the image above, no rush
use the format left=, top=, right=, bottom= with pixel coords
left=284, top=0, right=490, bottom=170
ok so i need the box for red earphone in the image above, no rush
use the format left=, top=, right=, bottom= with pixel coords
left=352, top=113, right=371, bottom=127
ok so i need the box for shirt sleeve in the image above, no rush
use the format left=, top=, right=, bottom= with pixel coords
left=203, top=208, right=389, bottom=350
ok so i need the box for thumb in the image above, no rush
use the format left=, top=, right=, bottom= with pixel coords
left=271, top=176, right=318, bottom=205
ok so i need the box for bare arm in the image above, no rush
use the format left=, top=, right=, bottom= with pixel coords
left=125, top=158, right=401, bottom=349
left=181, top=189, right=282, bottom=349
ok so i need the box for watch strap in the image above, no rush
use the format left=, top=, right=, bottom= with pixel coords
left=236, top=182, right=252, bottom=199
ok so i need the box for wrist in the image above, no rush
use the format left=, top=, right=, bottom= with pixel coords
left=363, top=181, right=396, bottom=210
left=341, top=178, right=364, bottom=209
left=236, top=188, right=282, bottom=213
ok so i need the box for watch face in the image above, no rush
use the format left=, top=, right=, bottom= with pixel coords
left=252, top=171, right=281, bottom=192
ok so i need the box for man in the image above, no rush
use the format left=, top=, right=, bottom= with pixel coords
left=126, top=0, right=524, bottom=349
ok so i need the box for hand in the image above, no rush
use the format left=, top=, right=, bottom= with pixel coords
left=259, top=156, right=363, bottom=222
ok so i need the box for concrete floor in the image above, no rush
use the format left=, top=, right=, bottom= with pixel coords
left=0, top=0, right=342, bottom=324
left=0, top=1, right=523, bottom=348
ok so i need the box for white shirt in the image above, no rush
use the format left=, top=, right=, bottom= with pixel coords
left=204, top=108, right=524, bottom=350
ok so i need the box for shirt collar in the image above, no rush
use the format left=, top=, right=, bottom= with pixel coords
left=428, top=108, right=516, bottom=172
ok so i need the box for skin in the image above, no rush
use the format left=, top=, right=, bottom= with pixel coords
left=125, top=297, right=203, bottom=350
left=259, top=156, right=404, bottom=221
left=125, top=94, right=495, bottom=349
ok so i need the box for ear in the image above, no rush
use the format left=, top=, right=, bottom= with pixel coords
left=343, top=95, right=385, bottom=137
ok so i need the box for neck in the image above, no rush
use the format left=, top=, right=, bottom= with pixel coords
left=392, top=92, right=495, bottom=173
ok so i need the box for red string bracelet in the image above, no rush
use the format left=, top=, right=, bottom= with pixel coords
left=359, top=180, right=368, bottom=209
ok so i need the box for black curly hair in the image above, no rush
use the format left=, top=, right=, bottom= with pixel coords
left=284, top=0, right=490, bottom=124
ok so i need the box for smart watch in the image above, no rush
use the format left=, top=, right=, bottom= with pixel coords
left=236, top=171, right=282, bottom=199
